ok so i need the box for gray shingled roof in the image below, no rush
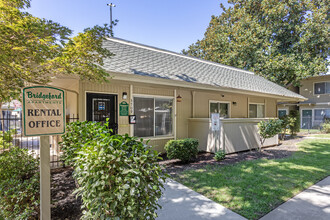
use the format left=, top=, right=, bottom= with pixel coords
left=103, top=37, right=305, bottom=100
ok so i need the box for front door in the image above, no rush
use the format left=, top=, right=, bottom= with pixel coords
left=86, top=93, right=118, bottom=134
left=301, top=109, right=312, bottom=129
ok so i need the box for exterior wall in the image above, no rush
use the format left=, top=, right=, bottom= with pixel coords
left=300, top=104, right=330, bottom=128
left=188, top=118, right=278, bottom=154
left=49, top=78, right=282, bottom=153
left=298, top=76, right=330, bottom=128
left=300, top=75, right=330, bottom=104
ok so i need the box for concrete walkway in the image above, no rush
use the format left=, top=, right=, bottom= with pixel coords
left=156, top=179, right=246, bottom=220
left=261, top=176, right=330, bottom=220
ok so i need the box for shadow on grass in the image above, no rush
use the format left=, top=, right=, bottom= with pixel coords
left=174, top=140, right=330, bottom=220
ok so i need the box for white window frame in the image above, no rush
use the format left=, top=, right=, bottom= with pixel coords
left=313, top=81, right=330, bottom=96
left=133, top=94, right=174, bottom=139
left=248, top=102, right=265, bottom=118
left=208, top=100, right=231, bottom=118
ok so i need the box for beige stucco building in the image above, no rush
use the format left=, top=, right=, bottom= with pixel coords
left=50, top=38, right=306, bottom=153
left=278, top=75, right=330, bottom=129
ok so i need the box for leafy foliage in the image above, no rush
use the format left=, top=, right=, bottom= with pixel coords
left=0, top=147, right=39, bottom=219
left=288, top=110, right=300, bottom=136
left=0, top=129, right=17, bottom=149
left=165, top=138, right=199, bottom=163
left=214, top=151, right=226, bottom=161
left=61, top=121, right=166, bottom=219
left=279, top=115, right=296, bottom=140
left=60, top=121, right=109, bottom=166
left=321, top=121, right=330, bottom=133
left=258, top=119, right=282, bottom=150
left=0, top=0, right=113, bottom=102
left=182, top=0, right=329, bottom=87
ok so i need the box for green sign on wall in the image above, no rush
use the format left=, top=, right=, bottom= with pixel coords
left=119, top=101, right=129, bottom=116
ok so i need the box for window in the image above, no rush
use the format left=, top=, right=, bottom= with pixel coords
left=249, top=104, right=264, bottom=118
left=210, top=102, right=229, bottom=118
left=134, top=97, right=173, bottom=137
left=314, top=82, right=330, bottom=95
left=278, top=109, right=287, bottom=118
left=314, top=109, right=330, bottom=121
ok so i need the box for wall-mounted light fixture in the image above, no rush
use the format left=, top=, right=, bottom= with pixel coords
left=176, top=95, right=182, bottom=102
left=122, top=92, right=127, bottom=100
left=232, top=101, right=237, bottom=105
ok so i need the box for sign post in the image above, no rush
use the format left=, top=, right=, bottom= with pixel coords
left=23, top=86, right=65, bottom=220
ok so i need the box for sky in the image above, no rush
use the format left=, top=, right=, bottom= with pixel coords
left=27, top=0, right=228, bottom=53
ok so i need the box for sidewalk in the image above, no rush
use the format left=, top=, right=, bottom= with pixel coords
left=156, top=179, right=246, bottom=220
left=261, top=176, right=330, bottom=220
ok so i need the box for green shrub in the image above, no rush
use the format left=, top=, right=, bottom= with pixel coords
left=214, top=151, right=225, bottom=161
left=0, top=129, right=17, bottom=149
left=322, top=121, right=330, bottom=133
left=64, top=121, right=166, bottom=219
left=60, top=121, right=109, bottom=166
left=0, top=147, right=39, bottom=219
left=165, top=138, right=199, bottom=163
left=289, top=110, right=300, bottom=136
left=279, top=115, right=296, bottom=140
left=258, top=119, right=282, bottom=151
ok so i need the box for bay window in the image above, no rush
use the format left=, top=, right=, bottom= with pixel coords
left=134, top=97, right=173, bottom=137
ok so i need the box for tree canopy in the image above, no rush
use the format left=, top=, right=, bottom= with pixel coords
left=0, top=0, right=113, bottom=102
left=183, top=0, right=329, bottom=87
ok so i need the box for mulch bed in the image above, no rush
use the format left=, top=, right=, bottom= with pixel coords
left=160, top=136, right=304, bottom=177
left=51, top=167, right=82, bottom=220
left=50, top=136, right=304, bottom=219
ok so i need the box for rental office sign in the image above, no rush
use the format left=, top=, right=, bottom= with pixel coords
left=23, top=86, right=65, bottom=136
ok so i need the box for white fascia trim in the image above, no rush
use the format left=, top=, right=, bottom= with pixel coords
left=108, top=71, right=306, bottom=102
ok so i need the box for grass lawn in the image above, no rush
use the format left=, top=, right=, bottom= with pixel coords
left=298, top=129, right=321, bottom=134
left=311, top=134, right=330, bottom=138
left=174, top=139, right=330, bottom=219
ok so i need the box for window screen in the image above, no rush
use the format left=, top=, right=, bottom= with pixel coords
left=134, top=97, right=154, bottom=137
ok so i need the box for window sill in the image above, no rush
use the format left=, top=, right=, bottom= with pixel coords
left=138, top=135, right=174, bottom=141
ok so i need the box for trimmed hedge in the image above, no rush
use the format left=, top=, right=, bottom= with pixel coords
left=165, top=138, right=199, bottom=163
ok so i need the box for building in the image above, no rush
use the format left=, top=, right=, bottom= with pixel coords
left=278, top=75, right=330, bottom=129
left=49, top=38, right=306, bottom=153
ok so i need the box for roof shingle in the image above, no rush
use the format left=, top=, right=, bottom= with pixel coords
left=103, top=38, right=305, bottom=100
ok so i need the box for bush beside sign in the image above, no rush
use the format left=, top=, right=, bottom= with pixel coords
left=23, top=86, right=65, bottom=136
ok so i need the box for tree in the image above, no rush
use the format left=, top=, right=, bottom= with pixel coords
left=258, top=119, right=282, bottom=151
left=182, top=0, right=329, bottom=87
left=0, top=0, right=113, bottom=103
